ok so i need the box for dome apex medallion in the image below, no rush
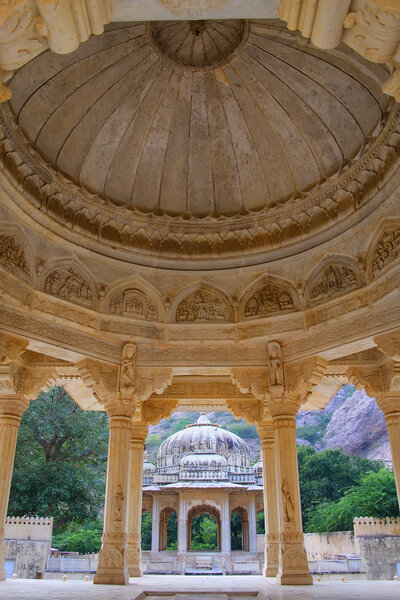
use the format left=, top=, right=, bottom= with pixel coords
left=147, top=20, right=248, bottom=70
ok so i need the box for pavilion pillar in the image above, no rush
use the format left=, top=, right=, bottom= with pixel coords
left=221, top=495, right=231, bottom=553
left=94, top=410, right=132, bottom=584
left=258, top=422, right=279, bottom=577
left=177, top=494, right=187, bottom=553
left=151, top=496, right=160, bottom=552
left=126, top=423, right=147, bottom=577
left=377, top=394, right=400, bottom=508
left=0, top=398, right=27, bottom=581
left=248, top=496, right=257, bottom=552
left=272, top=396, right=312, bottom=585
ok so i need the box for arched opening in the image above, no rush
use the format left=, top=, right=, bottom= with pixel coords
left=141, top=510, right=152, bottom=550
left=187, top=504, right=220, bottom=551
left=231, top=507, right=248, bottom=551
left=159, top=508, right=177, bottom=550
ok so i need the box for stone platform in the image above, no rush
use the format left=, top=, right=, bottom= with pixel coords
left=1, top=576, right=400, bottom=600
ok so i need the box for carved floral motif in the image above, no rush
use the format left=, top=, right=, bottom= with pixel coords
left=372, top=228, right=400, bottom=276
left=176, top=290, right=228, bottom=322
left=0, top=235, right=29, bottom=277
left=44, top=267, right=93, bottom=307
left=309, top=264, right=358, bottom=305
left=108, top=288, right=158, bottom=320
left=244, top=284, right=294, bottom=318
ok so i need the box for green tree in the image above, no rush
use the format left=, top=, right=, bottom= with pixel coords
left=52, top=520, right=103, bottom=554
left=141, top=512, right=152, bottom=550
left=167, top=512, right=177, bottom=550
left=9, top=387, right=109, bottom=530
left=256, top=510, right=265, bottom=534
left=306, top=468, right=399, bottom=532
left=230, top=512, right=242, bottom=550
left=191, top=514, right=218, bottom=550
left=297, top=445, right=381, bottom=529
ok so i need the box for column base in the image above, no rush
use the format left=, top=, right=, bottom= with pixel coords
left=263, top=566, right=278, bottom=577
left=93, top=569, right=129, bottom=585
left=127, top=565, right=142, bottom=577
left=276, top=572, right=313, bottom=585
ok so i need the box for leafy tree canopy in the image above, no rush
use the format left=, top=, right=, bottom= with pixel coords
left=9, top=387, right=109, bottom=530
left=306, top=469, right=399, bottom=532
left=297, top=445, right=382, bottom=530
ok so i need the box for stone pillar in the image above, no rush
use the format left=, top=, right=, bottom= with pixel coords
left=94, top=412, right=132, bottom=585
left=0, top=398, right=27, bottom=581
left=151, top=496, right=160, bottom=552
left=248, top=496, right=257, bottom=552
left=177, top=494, right=187, bottom=553
left=221, top=495, right=231, bottom=553
left=160, top=511, right=167, bottom=551
left=258, top=423, right=279, bottom=577
left=378, top=394, right=400, bottom=508
left=273, top=402, right=312, bottom=585
left=126, top=425, right=147, bottom=577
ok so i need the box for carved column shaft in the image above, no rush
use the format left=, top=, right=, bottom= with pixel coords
left=0, top=397, right=27, bottom=581
left=152, top=496, right=160, bottom=552
left=379, top=394, right=400, bottom=509
left=273, top=411, right=312, bottom=585
left=248, top=496, right=257, bottom=553
left=221, top=495, right=231, bottom=553
left=94, top=414, right=132, bottom=585
left=259, top=428, right=279, bottom=577
left=126, top=432, right=146, bottom=577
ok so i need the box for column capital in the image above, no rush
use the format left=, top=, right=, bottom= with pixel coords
left=346, top=358, right=400, bottom=403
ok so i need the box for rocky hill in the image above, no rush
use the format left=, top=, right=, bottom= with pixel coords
left=146, top=385, right=391, bottom=467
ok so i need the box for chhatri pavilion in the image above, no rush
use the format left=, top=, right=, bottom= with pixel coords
left=0, top=0, right=400, bottom=593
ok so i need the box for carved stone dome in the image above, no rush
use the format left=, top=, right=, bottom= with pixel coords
left=1, top=19, right=394, bottom=268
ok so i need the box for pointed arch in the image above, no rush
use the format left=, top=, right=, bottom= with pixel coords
left=103, top=276, right=164, bottom=321
left=39, top=258, right=97, bottom=309
left=304, top=255, right=364, bottom=307
left=366, top=219, right=400, bottom=282
left=238, top=274, right=299, bottom=320
left=0, top=224, right=34, bottom=282
left=171, top=282, right=233, bottom=323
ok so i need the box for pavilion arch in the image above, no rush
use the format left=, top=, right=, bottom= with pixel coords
left=231, top=506, right=249, bottom=551
left=159, top=506, right=177, bottom=551
left=238, top=274, right=300, bottom=321
left=366, top=218, right=400, bottom=283
left=187, top=503, right=221, bottom=551
left=0, top=224, right=35, bottom=283
left=102, top=276, right=165, bottom=321
left=303, top=255, right=364, bottom=308
left=39, top=258, right=98, bottom=310
left=171, top=282, right=234, bottom=323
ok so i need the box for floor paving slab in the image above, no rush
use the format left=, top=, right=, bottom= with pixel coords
left=0, top=576, right=399, bottom=600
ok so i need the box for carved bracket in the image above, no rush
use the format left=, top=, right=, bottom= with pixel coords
left=280, top=0, right=400, bottom=102
left=230, top=367, right=269, bottom=400
left=134, top=368, right=173, bottom=403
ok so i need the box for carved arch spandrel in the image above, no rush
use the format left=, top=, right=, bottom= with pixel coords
left=0, top=225, right=34, bottom=282
left=171, top=282, right=233, bottom=323
left=304, top=255, right=364, bottom=307
left=238, top=275, right=299, bottom=320
left=103, top=277, right=164, bottom=321
left=366, top=219, right=400, bottom=281
left=39, top=258, right=97, bottom=309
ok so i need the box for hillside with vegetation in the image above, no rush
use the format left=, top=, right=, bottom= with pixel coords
left=7, top=385, right=398, bottom=553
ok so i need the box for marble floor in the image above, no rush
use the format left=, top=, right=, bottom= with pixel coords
left=0, top=576, right=399, bottom=600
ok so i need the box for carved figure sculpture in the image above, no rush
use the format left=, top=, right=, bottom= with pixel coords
left=281, top=479, right=295, bottom=523
left=176, top=290, right=228, bottom=322
left=309, top=264, right=358, bottom=305
left=372, top=229, right=400, bottom=276
left=0, top=235, right=29, bottom=277
left=120, top=343, right=136, bottom=391
left=113, top=484, right=124, bottom=522
left=268, top=341, right=283, bottom=387
left=44, top=267, right=93, bottom=307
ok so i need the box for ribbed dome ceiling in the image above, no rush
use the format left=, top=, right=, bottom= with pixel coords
left=8, top=20, right=389, bottom=220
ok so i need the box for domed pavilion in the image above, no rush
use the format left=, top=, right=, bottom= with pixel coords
left=0, top=0, right=400, bottom=591
left=141, top=415, right=264, bottom=573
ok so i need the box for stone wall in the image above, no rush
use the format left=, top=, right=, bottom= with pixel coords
left=4, top=517, right=53, bottom=578
left=304, top=532, right=359, bottom=558
left=353, top=517, right=400, bottom=537
left=358, top=536, right=400, bottom=580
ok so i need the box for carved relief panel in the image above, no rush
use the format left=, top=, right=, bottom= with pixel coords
left=43, top=266, right=93, bottom=307
left=242, top=282, right=295, bottom=319
left=175, top=289, right=230, bottom=322
left=308, top=263, right=359, bottom=306
left=108, top=288, right=159, bottom=320
left=0, top=234, right=30, bottom=278
left=371, top=227, right=400, bottom=277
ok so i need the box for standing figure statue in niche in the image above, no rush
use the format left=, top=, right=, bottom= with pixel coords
left=268, top=340, right=283, bottom=386
left=120, top=343, right=136, bottom=391
left=281, top=479, right=295, bottom=523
